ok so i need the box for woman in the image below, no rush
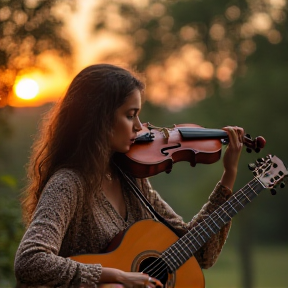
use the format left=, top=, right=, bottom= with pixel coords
left=14, top=64, right=244, bottom=288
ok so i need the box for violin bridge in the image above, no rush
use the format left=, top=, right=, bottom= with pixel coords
left=161, top=127, right=170, bottom=143
left=147, top=123, right=172, bottom=143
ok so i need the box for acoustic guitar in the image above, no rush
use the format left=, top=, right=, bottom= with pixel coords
left=71, top=155, right=287, bottom=288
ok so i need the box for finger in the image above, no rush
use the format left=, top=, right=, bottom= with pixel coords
left=144, top=276, right=163, bottom=288
left=223, top=127, right=238, bottom=146
left=223, top=126, right=243, bottom=146
left=144, top=276, right=154, bottom=286
left=233, top=126, right=244, bottom=142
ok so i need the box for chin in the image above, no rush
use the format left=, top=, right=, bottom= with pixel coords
left=117, top=146, right=130, bottom=154
left=122, top=147, right=131, bottom=153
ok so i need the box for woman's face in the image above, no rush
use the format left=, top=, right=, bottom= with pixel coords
left=110, top=89, right=142, bottom=153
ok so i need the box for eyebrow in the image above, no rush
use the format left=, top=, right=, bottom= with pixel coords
left=127, top=108, right=140, bottom=113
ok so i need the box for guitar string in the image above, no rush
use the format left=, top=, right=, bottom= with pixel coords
left=160, top=178, right=260, bottom=276
left=141, top=179, right=261, bottom=279
left=143, top=178, right=259, bottom=278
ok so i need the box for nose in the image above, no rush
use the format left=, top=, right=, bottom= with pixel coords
left=133, top=116, right=142, bottom=132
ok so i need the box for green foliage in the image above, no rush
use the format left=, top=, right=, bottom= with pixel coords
left=0, top=175, right=17, bottom=189
left=0, top=177, right=24, bottom=287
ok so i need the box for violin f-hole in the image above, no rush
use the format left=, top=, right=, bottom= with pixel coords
left=161, top=144, right=181, bottom=156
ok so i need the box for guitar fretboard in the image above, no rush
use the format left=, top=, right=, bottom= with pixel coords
left=161, top=178, right=264, bottom=272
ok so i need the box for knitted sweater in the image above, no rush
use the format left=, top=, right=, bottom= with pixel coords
left=14, top=168, right=232, bottom=287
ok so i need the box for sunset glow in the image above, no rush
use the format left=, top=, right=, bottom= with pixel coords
left=3, top=0, right=285, bottom=109
left=14, top=78, right=39, bottom=100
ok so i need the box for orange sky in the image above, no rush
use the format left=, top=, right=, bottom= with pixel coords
left=8, top=0, right=283, bottom=109
left=10, top=0, right=136, bottom=107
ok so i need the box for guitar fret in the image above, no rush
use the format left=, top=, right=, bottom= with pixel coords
left=234, top=194, right=245, bottom=208
left=182, top=240, right=193, bottom=255
left=179, top=239, right=193, bottom=257
left=227, top=201, right=238, bottom=214
left=163, top=250, right=179, bottom=271
left=248, top=183, right=258, bottom=196
left=194, top=226, right=206, bottom=243
left=241, top=189, right=252, bottom=202
left=202, top=218, right=216, bottom=234
left=220, top=206, right=232, bottom=220
left=170, top=247, right=184, bottom=265
left=186, top=233, right=198, bottom=251
left=214, top=210, right=226, bottom=224
left=198, top=220, right=212, bottom=237
left=190, top=233, right=202, bottom=247
left=162, top=252, right=177, bottom=272
left=173, top=242, right=189, bottom=263
left=210, top=217, right=220, bottom=229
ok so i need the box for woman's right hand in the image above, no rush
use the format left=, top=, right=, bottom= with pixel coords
left=98, top=268, right=163, bottom=288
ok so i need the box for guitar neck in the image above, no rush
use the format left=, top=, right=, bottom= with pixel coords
left=161, top=178, right=264, bottom=272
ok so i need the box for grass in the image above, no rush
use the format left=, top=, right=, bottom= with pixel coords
left=203, top=245, right=288, bottom=288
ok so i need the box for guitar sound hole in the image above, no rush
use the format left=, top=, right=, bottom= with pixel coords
left=139, top=256, right=169, bottom=287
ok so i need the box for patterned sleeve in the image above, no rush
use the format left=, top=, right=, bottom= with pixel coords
left=14, top=170, right=102, bottom=288
left=139, top=179, right=232, bottom=269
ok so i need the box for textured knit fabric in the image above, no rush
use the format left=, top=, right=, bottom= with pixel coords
left=14, top=168, right=232, bottom=287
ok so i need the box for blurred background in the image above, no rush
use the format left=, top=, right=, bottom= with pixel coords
left=0, top=0, right=287, bottom=287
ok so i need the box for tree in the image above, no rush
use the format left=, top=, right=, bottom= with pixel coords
left=91, top=0, right=287, bottom=110
left=0, top=0, right=70, bottom=107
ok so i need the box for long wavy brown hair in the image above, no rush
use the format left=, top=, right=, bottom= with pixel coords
left=22, top=64, right=145, bottom=226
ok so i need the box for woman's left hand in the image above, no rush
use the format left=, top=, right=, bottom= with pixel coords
left=220, top=126, right=244, bottom=190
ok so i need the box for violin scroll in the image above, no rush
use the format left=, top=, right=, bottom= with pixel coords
left=243, top=134, right=266, bottom=153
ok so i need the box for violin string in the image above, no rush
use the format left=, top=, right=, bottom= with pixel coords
left=141, top=179, right=261, bottom=279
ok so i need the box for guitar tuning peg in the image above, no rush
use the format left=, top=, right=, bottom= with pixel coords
left=270, top=188, right=277, bottom=195
left=266, top=154, right=274, bottom=160
left=248, top=163, right=257, bottom=171
left=280, top=182, right=285, bottom=188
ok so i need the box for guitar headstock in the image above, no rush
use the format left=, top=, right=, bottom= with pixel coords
left=248, top=155, right=288, bottom=194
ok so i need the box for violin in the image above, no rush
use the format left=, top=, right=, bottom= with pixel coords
left=114, top=123, right=266, bottom=178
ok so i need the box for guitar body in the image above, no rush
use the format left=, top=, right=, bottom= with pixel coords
left=70, top=219, right=205, bottom=288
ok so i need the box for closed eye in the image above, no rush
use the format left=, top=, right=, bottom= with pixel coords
left=126, top=108, right=140, bottom=120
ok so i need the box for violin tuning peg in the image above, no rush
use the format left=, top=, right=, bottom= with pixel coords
left=270, top=188, right=277, bottom=195
left=245, top=134, right=251, bottom=139
left=246, top=148, right=252, bottom=153
left=280, top=182, right=286, bottom=188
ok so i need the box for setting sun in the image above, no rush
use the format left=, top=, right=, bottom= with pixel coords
left=14, top=78, right=39, bottom=100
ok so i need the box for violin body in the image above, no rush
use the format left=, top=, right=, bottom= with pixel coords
left=114, top=123, right=266, bottom=178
